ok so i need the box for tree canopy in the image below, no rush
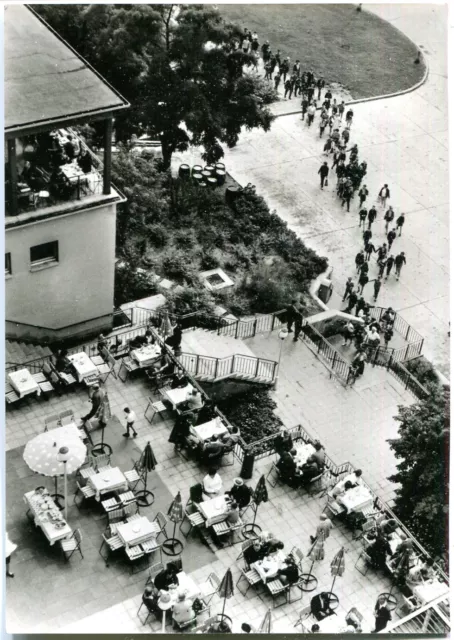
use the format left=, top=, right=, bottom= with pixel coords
left=388, top=384, right=449, bottom=562
left=36, top=4, right=274, bottom=167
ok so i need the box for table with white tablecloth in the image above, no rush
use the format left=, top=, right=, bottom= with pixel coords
left=88, top=466, right=128, bottom=501
left=24, top=489, right=72, bottom=545
left=68, top=352, right=98, bottom=382
left=163, top=383, right=194, bottom=410
left=413, top=580, right=449, bottom=605
left=293, top=442, right=316, bottom=468
left=116, top=516, right=159, bottom=548
left=338, top=485, right=373, bottom=514
left=131, top=344, right=161, bottom=368
left=197, top=494, right=230, bottom=527
left=8, top=368, right=41, bottom=398
left=190, top=418, right=228, bottom=443
left=251, top=549, right=287, bottom=583
left=60, top=161, right=86, bottom=184
left=302, top=612, right=345, bottom=633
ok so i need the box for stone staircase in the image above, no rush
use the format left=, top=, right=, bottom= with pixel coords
left=6, top=339, right=53, bottom=366
left=178, top=328, right=277, bottom=385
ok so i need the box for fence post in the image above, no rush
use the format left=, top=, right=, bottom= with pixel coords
left=214, top=358, right=219, bottom=380
left=196, top=355, right=199, bottom=376
left=234, top=321, right=239, bottom=339
left=271, top=313, right=276, bottom=332
left=405, top=325, right=411, bottom=341
left=387, top=352, right=393, bottom=370
left=404, top=344, right=410, bottom=361
left=332, top=352, right=337, bottom=369
left=418, top=339, right=424, bottom=355
left=217, top=318, right=221, bottom=336
left=317, top=337, right=321, bottom=353
left=253, top=318, right=258, bottom=338
left=254, top=358, right=260, bottom=378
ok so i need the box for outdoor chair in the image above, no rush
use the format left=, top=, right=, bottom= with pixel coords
left=267, top=579, right=289, bottom=608
left=354, top=549, right=372, bottom=576
left=101, top=497, right=119, bottom=513
left=74, top=481, right=96, bottom=509
left=146, top=561, right=165, bottom=586
left=290, top=546, right=305, bottom=571
left=220, top=444, right=235, bottom=467
left=125, top=544, right=146, bottom=574
left=44, top=414, right=60, bottom=432
left=118, top=491, right=137, bottom=506
left=78, top=455, right=97, bottom=481
left=323, top=496, right=345, bottom=519
left=124, top=460, right=144, bottom=491
left=294, top=605, right=312, bottom=630
left=123, top=502, right=139, bottom=518
left=60, top=528, right=83, bottom=562
left=153, top=511, right=169, bottom=540
left=84, top=373, right=100, bottom=387
left=137, top=593, right=158, bottom=626
left=59, top=409, right=74, bottom=425
left=32, top=371, right=54, bottom=394
left=96, top=352, right=117, bottom=383
left=141, top=538, right=162, bottom=563
left=99, top=532, right=124, bottom=567
left=236, top=539, right=254, bottom=568
left=396, top=595, right=422, bottom=618
left=118, top=356, right=140, bottom=382
left=199, top=572, right=221, bottom=606
left=90, top=352, right=106, bottom=367
left=180, top=502, right=205, bottom=539
left=173, top=613, right=197, bottom=632
left=266, top=461, right=281, bottom=487
left=307, top=469, right=326, bottom=495
left=346, top=606, right=364, bottom=629
left=107, top=507, right=125, bottom=535
left=5, top=383, right=20, bottom=405
left=236, top=567, right=262, bottom=597
left=239, top=487, right=256, bottom=521
left=354, top=516, right=376, bottom=541
left=194, top=616, right=217, bottom=634
left=144, top=396, right=168, bottom=424
left=92, top=452, right=112, bottom=473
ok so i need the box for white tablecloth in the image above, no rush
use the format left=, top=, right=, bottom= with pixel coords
left=338, top=485, right=373, bottom=513
left=68, top=352, right=98, bottom=382
left=61, top=161, right=85, bottom=183
left=308, top=613, right=345, bottom=633
left=251, top=549, right=287, bottom=583
left=176, top=572, right=201, bottom=601
left=413, top=580, right=449, bottom=604
left=190, top=418, right=228, bottom=443
left=294, top=442, right=316, bottom=468
left=131, top=344, right=161, bottom=368
left=117, top=516, right=159, bottom=548
left=164, top=383, right=194, bottom=409
left=8, top=368, right=41, bottom=398
left=89, top=466, right=128, bottom=500
left=198, top=495, right=229, bottom=527
left=24, top=489, right=72, bottom=545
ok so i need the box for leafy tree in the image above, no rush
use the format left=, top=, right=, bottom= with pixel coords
left=387, top=385, right=450, bottom=562
left=36, top=4, right=274, bottom=168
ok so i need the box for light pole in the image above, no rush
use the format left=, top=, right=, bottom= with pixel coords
left=273, top=328, right=289, bottom=389
left=57, top=446, right=69, bottom=521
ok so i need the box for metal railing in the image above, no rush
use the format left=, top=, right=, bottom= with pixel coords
left=388, top=360, right=430, bottom=399
left=177, top=351, right=277, bottom=383
left=301, top=323, right=351, bottom=384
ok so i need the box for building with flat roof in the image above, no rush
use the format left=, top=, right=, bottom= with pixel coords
left=4, top=5, right=129, bottom=343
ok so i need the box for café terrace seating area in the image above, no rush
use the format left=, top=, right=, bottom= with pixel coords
left=5, top=128, right=103, bottom=216
left=5, top=326, right=449, bottom=634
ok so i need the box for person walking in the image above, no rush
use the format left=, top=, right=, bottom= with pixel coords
left=301, top=94, right=309, bottom=120
left=342, top=276, right=355, bottom=301
left=359, top=261, right=369, bottom=278
left=318, top=161, right=329, bottom=189
left=81, top=383, right=109, bottom=429
left=387, top=228, right=397, bottom=250
left=284, top=78, right=293, bottom=99
left=372, top=597, right=392, bottom=633
left=358, top=185, right=368, bottom=208
left=5, top=532, right=16, bottom=578
left=274, top=72, right=281, bottom=91
left=378, top=184, right=390, bottom=208
left=365, top=241, right=376, bottom=261
left=395, top=251, right=406, bottom=279
left=377, top=256, right=386, bottom=278
left=345, top=108, right=354, bottom=129
left=355, top=295, right=366, bottom=317
left=359, top=207, right=367, bottom=229
left=355, top=250, right=365, bottom=273
left=358, top=271, right=369, bottom=294
left=396, top=212, right=405, bottom=236
left=383, top=324, right=394, bottom=348
left=372, top=277, right=382, bottom=301
left=280, top=57, right=290, bottom=83
left=367, top=205, right=377, bottom=229
left=341, top=127, right=350, bottom=145
left=363, top=228, right=372, bottom=250
left=323, top=137, right=333, bottom=156
left=286, top=299, right=299, bottom=332
left=324, top=89, right=333, bottom=109
left=384, top=206, right=395, bottom=233
left=307, top=102, right=316, bottom=127
left=345, top=289, right=358, bottom=313
left=319, top=111, right=329, bottom=137
left=342, top=321, right=355, bottom=346
left=307, top=81, right=316, bottom=103
left=348, top=143, right=359, bottom=163
left=384, top=254, right=395, bottom=280
left=341, top=182, right=353, bottom=211
left=316, top=76, right=325, bottom=100
left=264, top=60, right=273, bottom=80
left=376, top=243, right=388, bottom=261
left=293, top=307, right=303, bottom=342
left=338, top=100, right=346, bottom=119
left=123, top=406, right=138, bottom=438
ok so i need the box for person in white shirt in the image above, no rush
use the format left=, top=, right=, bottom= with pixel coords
left=202, top=468, right=223, bottom=499
left=123, top=406, right=138, bottom=438
left=332, top=469, right=362, bottom=497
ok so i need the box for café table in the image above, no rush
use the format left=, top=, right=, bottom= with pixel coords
left=68, top=352, right=98, bottom=382
left=158, top=572, right=201, bottom=632
left=131, top=344, right=161, bottom=368
left=24, top=489, right=72, bottom=545
left=88, top=466, right=128, bottom=501
left=293, top=442, right=316, bottom=468
left=190, top=417, right=228, bottom=443
left=304, top=612, right=345, bottom=633
left=60, top=161, right=86, bottom=183
left=198, top=494, right=230, bottom=527
left=117, top=515, right=159, bottom=548
left=251, top=549, right=287, bottom=584
left=413, top=579, right=449, bottom=605
left=338, top=485, right=373, bottom=514
left=8, top=368, right=41, bottom=398
left=163, top=383, right=194, bottom=410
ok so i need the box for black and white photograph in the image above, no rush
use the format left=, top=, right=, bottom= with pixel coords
left=3, top=2, right=450, bottom=636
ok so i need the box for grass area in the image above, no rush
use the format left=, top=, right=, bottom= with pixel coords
left=219, top=4, right=425, bottom=98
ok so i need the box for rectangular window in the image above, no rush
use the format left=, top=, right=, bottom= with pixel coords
left=5, top=252, right=11, bottom=276
left=30, top=241, right=59, bottom=266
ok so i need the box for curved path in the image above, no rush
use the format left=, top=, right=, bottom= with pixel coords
left=220, top=4, right=449, bottom=377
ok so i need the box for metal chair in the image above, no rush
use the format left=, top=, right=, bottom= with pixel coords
left=124, top=460, right=144, bottom=491
left=153, top=511, right=169, bottom=540
left=123, top=502, right=138, bottom=518
left=74, top=481, right=96, bottom=508
left=137, top=593, right=158, bottom=625
left=107, top=507, right=125, bottom=534
left=266, top=461, right=281, bottom=487
left=101, top=497, right=119, bottom=513
left=294, top=605, right=312, bottom=630
left=59, top=409, right=74, bottom=425
left=44, top=414, right=60, bottom=431
left=236, top=539, right=254, bottom=568
left=118, top=356, right=139, bottom=382
left=236, top=567, right=262, bottom=597
left=144, top=396, right=168, bottom=424
left=118, top=491, right=137, bottom=506
left=173, top=614, right=197, bottom=631
left=32, top=371, right=54, bottom=394
left=125, top=544, right=146, bottom=574
left=93, top=452, right=112, bottom=473
left=180, top=503, right=205, bottom=539
left=96, top=352, right=116, bottom=383
left=354, top=549, right=372, bottom=576
left=267, top=579, right=289, bottom=608
left=60, top=529, right=83, bottom=561
left=146, top=561, right=165, bottom=586
left=290, top=546, right=305, bottom=571
left=5, top=383, right=20, bottom=404
left=99, top=532, right=124, bottom=566
left=199, top=572, right=221, bottom=606
left=78, top=455, right=97, bottom=481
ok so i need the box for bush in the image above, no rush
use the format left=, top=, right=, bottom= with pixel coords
left=114, top=263, right=158, bottom=307
left=200, top=251, right=220, bottom=271
left=238, top=263, right=295, bottom=314
left=403, top=356, right=440, bottom=388
left=147, top=224, right=169, bottom=248
left=174, top=229, right=196, bottom=250
left=217, top=387, right=283, bottom=444
left=166, top=284, right=215, bottom=316
left=316, top=317, right=348, bottom=339
left=161, top=250, right=198, bottom=283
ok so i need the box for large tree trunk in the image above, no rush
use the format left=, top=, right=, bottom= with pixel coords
left=160, top=138, right=175, bottom=170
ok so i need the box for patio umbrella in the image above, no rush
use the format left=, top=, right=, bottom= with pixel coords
left=217, top=568, right=234, bottom=624
left=242, top=474, right=268, bottom=539
left=135, top=441, right=157, bottom=506
left=329, top=546, right=346, bottom=596
left=299, top=535, right=325, bottom=593
left=23, top=428, right=87, bottom=518
left=162, top=491, right=184, bottom=557
left=258, top=608, right=272, bottom=634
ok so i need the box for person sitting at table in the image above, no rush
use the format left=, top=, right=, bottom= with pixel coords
left=54, top=349, right=72, bottom=374
left=391, top=537, right=413, bottom=562
left=406, top=563, right=431, bottom=588
left=377, top=518, right=398, bottom=537
left=142, top=586, right=160, bottom=617
left=274, top=428, right=293, bottom=456
left=165, top=322, right=183, bottom=350
left=227, top=478, right=251, bottom=509
left=77, top=147, right=93, bottom=173
left=195, top=399, right=217, bottom=425
left=168, top=412, right=197, bottom=450
left=343, top=468, right=363, bottom=488
left=312, top=441, right=326, bottom=470
left=64, top=134, right=80, bottom=159
left=208, top=620, right=232, bottom=633
left=310, top=592, right=335, bottom=621
left=300, top=458, right=322, bottom=485
left=202, top=435, right=225, bottom=465
left=181, top=388, right=204, bottom=413
left=366, top=533, right=392, bottom=570
left=277, top=555, right=299, bottom=586
left=170, top=369, right=188, bottom=389
left=202, top=467, right=223, bottom=499
left=153, top=348, right=174, bottom=377
left=277, top=449, right=299, bottom=486
left=172, top=592, right=195, bottom=628
left=260, top=531, right=283, bottom=556
left=240, top=623, right=255, bottom=633
left=221, top=426, right=241, bottom=448
left=332, top=469, right=362, bottom=497
left=226, top=500, right=240, bottom=525
left=154, top=562, right=179, bottom=592
left=244, top=539, right=266, bottom=567
left=311, top=624, right=320, bottom=633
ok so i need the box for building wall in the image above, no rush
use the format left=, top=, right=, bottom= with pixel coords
left=5, top=202, right=117, bottom=335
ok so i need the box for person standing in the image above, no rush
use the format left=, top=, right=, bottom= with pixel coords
left=123, top=406, right=138, bottom=438
left=301, top=95, right=309, bottom=120
left=286, top=299, right=299, bottom=332
left=355, top=250, right=365, bottom=273
left=274, top=72, right=281, bottom=91
left=345, top=108, right=354, bottom=129
left=307, top=102, right=316, bottom=126
left=367, top=205, right=377, bottom=230
left=387, top=228, right=397, bottom=250
left=395, top=251, right=406, bottom=279
left=307, top=81, right=316, bottom=103
left=341, top=182, right=353, bottom=211
left=341, top=127, right=350, bottom=145
left=345, top=289, right=358, bottom=313
left=358, top=184, right=368, bottom=208
left=358, top=271, right=369, bottom=294
left=310, top=514, right=333, bottom=544
left=372, top=277, right=382, bottom=301
left=384, top=206, right=395, bottom=233
left=319, top=111, right=329, bottom=137
left=359, top=207, right=367, bottom=229
left=342, top=320, right=355, bottom=346
left=396, top=212, right=405, bottom=236
left=372, top=597, right=392, bottom=633
left=383, top=324, right=394, bottom=347
left=342, top=276, right=355, bottom=301
left=318, top=161, right=329, bottom=189
left=5, top=532, right=16, bottom=578
left=338, top=100, right=346, bottom=119
left=324, top=89, right=333, bottom=109
left=363, top=228, right=372, bottom=250
left=316, top=76, right=325, bottom=100
left=384, top=254, right=395, bottom=280
left=280, top=57, right=290, bottom=83
left=284, top=78, right=293, bottom=99
left=364, top=241, right=376, bottom=262
left=378, top=184, right=390, bottom=208
left=294, top=307, right=303, bottom=342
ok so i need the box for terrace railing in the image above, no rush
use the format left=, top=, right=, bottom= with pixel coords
left=301, top=323, right=352, bottom=384
left=178, top=351, right=277, bottom=383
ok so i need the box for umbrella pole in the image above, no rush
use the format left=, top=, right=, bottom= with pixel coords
left=300, top=558, right=318, bottom=593
left=242, top=504, right=262, bottom=540
left=136, top=469, right=155, bottom=507
left=91, top=424, right=112, bottom=456
left=162, top=518, right=183, bottom=557
left=51, top=475, right=65, bottom=510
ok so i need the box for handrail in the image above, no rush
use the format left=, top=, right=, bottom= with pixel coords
left=383, top=592, right=450, bottom=634
left=178, top=350, right=277, bottom=382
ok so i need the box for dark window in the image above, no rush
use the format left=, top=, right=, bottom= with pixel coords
left=5, top=252, right=11, bottom=275
left=30, top=241, right=59, bottom=265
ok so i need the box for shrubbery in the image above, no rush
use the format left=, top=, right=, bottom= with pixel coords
left=217, top=387, right=283, bottom=444
left=403, top=356, right=440, bottom=389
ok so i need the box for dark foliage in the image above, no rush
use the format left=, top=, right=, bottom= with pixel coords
left=218, top=387, right=283, bottom=444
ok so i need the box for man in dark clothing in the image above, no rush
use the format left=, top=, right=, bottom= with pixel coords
left=359, top=261, right=369, bottom=277
left=363, top=229, right=372, bottom=250
left=227, top=478, right=251, bottom=509
left=387, top=228, right=397, bottom=250
left=301, top=95, right=309, bottom=120
left=345, top=290, right=358, bottom=313
left=341, top=183, right=353, bottom=211
left=378, top=184, right=390, bottom=208
left=373, top=597, right=392, bottom=633
left=384, top=206, right=395, bottom=233
left=244, top=539, right=265, bottom=566
left=365, top=241, right=376, bottom=261
left=355, top=296, right=366, bottom=317
left=274, top=429, right=293, bottom=455
left=324, top=89, right=332, bottom=109
left=274, top=73, right=281, bottom=91
left=395, top=252, right=406, bottom=279
left=345, top=108, right=354, bottom=129
left=396, top=213, right=405, bottom=236
left=342, top=277, right=355, bottom=301
left=286, top=300, right=299, bottom=332
left=358, top=207, right=367, bottom=229
left=154, top=563, right=179, bottom=591
left=277, top=450, right=298, bottom=484
left=358, top=272, right=369, bottom=294
left=355, top=250, right=365, bottom=273
left=284, top=78, right=293, bottom=99
left=377, top=257, right=386, bottom=278
left=367, top=206, right=377, bottom=229
left=358, top=185, right=369, bottom=207
left=280, top=58, right=290, bottom=83
left=384, top=255, right=395, bottom=280
left=373, top=277, right=382, bottom=301
left=376, top=243, right=387, bottom=262
left=81, top=384, right=105, bottom=424
left=316, top=77, right=325, bottom=100
left=294, top=308, right=303, bottom=341
left=318, top=162, right=329, bottom=189
left=311, top=593, right=335, bottom=621
left=277, top=556, right=299, bottom=585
